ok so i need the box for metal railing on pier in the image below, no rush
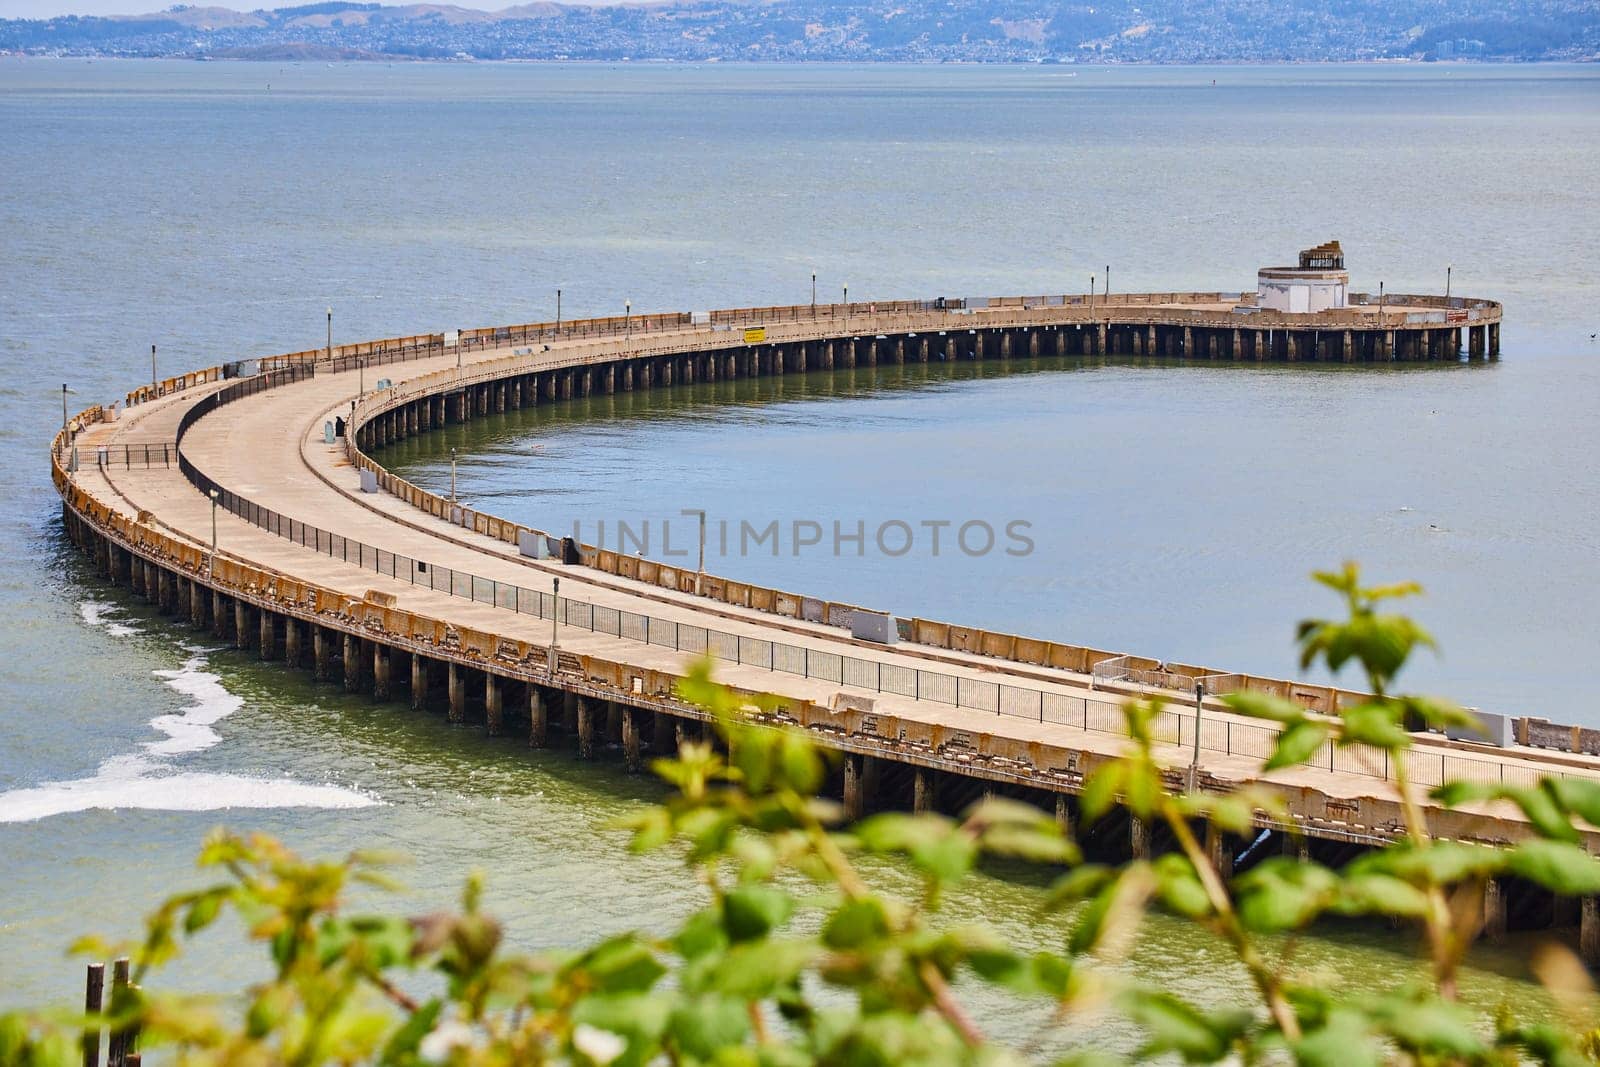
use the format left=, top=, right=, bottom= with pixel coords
left=160, top=361, right=1582, bottom=793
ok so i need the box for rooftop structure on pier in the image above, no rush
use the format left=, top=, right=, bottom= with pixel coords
left=1257, top=240, right=1350, bottom=313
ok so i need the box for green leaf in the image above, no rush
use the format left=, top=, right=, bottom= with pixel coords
left=1339, top=702, right=1410, bottom=750
left=572, top=993, right=672, bottom=1067
left=853, top=813, right=954, bottom=854
left=721, top=885, right=793, bottom=943
left=378, top=997, right=442, bottom=1065
left=1079, top=763, right=1125, bottom=827
left=183, top=889, right=225, bottom=934
left=1506, top=839, right=1600, bottom=895
left=1517, top=784, right=1582, bottom=843
left=979, top=823, right=1080, bottom=865
left=1266, top=721, right=1330, bottom=771
left=821, top=897, right=891, bottom=950
left=1548, top=777, right=1600, bottom=830
left=1152, top=854, right=1212, bottom=919
left=1222, top=691, right=1308, bottom=724
left=1122, top=761, right=1161, bottom=820
left=668, top=994, right=751, bottom=1061
left=1372, top=997, right=1486, bottom=1059
left=1333, top=873, right=1430, bottom=919
left=1292, top=1009, right=1383, bottom=1067
left=910, top=830, right=979, bottom=886
left=1233, top=857, right=1338, bottom=932
left=778, top=733, right=825, bottom=795
left=1349, top=840, right=1505, bottom=885
left=1045, top=865, right=1114, bottom=910
left=1070, top=863, right=1154, bottom=956
left=1123, top=989, right=1250, bottom=1063
left=674, top=908, right=729, bottom=962
left=705, top=939, right=815, bottom=999
left=582, top=935, right=669, bottom=994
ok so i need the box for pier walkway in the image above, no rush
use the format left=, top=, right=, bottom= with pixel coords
left=61, top=289, right=1590, bottom=951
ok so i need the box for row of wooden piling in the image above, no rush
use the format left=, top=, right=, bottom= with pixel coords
left=80, top=958, right=139, bottom=1067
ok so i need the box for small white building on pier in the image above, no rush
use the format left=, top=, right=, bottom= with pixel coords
left=1257, top=241, right=1349, bottom=313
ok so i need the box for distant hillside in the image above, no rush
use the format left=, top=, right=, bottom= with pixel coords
left=4, top=0, right=1598, bottom=62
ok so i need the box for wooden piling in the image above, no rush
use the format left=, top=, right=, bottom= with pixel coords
left=622, top=706, right=642, bottom=773
left=576, top=697, right=596, bottom=760
left=528, top=687, right=548, bottom=748
left=485, top=674, right=503, bottom=736
left=83, top=962, right=103, bottom=1067
left=913, top=768, right=934, bottom=814
left=447, top=663, right=465, bottom=724
left=373, top=644, right=391, bottom=702
left=411, top=655, right=429, bottom=710
left=342, top=633, right=362, bottom=694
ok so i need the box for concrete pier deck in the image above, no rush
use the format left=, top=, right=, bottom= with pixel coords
left=61, top=288, right=1591, bottom=952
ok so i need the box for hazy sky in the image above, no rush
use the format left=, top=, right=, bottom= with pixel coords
left=0, top=0, right=584, bottom=16
left=1, top=0, right=278, bottom=15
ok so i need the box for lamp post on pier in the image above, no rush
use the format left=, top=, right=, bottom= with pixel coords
left=1188, top=681, right=1204, bottom=793
left=683, top=508, right=706, bottom=594
left=1105, top=264, right=1110, bottom=305
left=550, top=576, right=560, bottom=671
left=450, top=447, right=457, bottom=504
left=151, top=344, right=157, bottom=393
left=842, top=283, right=849, bottom=330
left=208, top=488, right=219, bottom=578
left=625, top=300, right=631, bottom=340
left=556, top=288, right=562, bottom=334
left=326, top=307, right=332, bottom=363
left=1446, top=264, right=1453, bottom=301
left=811, top=272, right=817, bottom=314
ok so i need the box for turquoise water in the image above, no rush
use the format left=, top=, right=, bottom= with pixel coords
left=2, top=60, right=1598, bottom=1041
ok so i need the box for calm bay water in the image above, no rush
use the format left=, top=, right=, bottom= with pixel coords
left=2, top=58, right=1598, bottom=1040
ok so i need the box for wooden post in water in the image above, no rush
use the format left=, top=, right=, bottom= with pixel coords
left=83, top=962, right=104, bottom=1067
left=529, top=687, right=548, bottom=748
left=106, top=958, right=129, bottom=1067
left=622, top=706, right=642, bottom=773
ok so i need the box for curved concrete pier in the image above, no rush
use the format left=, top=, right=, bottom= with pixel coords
left=59, top=288, right=1590, bottom=954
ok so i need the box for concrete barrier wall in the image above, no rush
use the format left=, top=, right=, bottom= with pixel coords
left=337, top=329, right=1387, bottom=727
left=120, top=291, right=1505, bottom=739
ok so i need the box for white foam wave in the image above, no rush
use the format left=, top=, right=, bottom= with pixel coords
left=146, top=655, right=245, bottom=756
left=0, top=613, right=380, bottom=824
left=80, top=598, right=141, bottom=637
left=0, top=763, right=375, bottom=823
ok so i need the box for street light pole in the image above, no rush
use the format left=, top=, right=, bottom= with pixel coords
left=359, top=356, right=365, bottom=397
left=1446, top=264, right=1453, bottom=301
left=1090, top=275, right=1095, bottom=304
left=625, top=300, right=631, bottom=340
left=326, top=307, right=332, bottom=363
left=556, top=288, right=562, bottom=335
left=1105, top=264, right=1110, bottom=306
left=682, top=508, right=706, bottom=594
left=1188, top=681, right=1204, bottom=792
left=61, top=383, right=68, bottom=438
left=550, top=576, right=560, bottom=669
left=151, top=344, right=157, bottom=393
left=811, top=272, right=817, bottom=314
left=450, top=447, right=457, bottom=504
left=209, top=489, right=219, bottom=578
left=842, top=284, right=849, bottom=330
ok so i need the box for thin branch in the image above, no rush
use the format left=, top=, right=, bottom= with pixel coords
left=917, top=959, right=985, bottom=1048
left=1164, top=808, right=1302, bottom=1042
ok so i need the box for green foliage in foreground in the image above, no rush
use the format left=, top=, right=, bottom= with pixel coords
left=7, top=563, right=1600, bottom=1066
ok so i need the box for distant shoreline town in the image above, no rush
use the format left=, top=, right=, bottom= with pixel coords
left=4, top=0, right=1597, bottom=64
